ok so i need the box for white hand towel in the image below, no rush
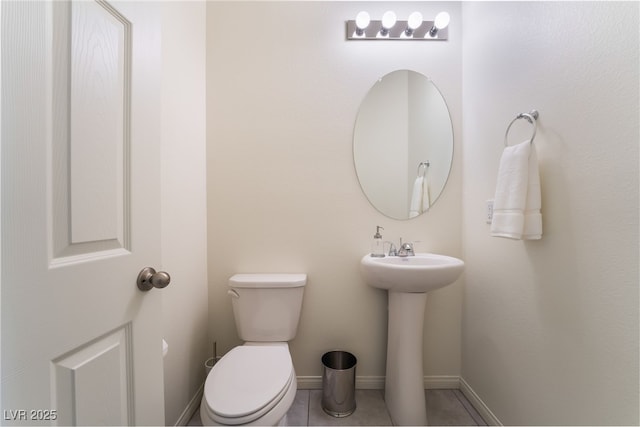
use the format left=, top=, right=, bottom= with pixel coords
left=490, top=140, right=542, bottom=240
left=422, top=173, right=431, bottom=212
left=409, top=176, right=424, bottom=218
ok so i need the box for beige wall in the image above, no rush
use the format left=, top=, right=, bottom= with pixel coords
left=206, top=1, right=463, bottom=383
left=461, top=2, right=639, bottom=425
left=161, top=2, right=209, bottom=425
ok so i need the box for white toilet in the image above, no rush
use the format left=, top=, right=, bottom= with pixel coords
left=200, top=273, right=307, bottom=426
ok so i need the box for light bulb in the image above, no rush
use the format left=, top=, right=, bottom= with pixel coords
left=434, top=11, right=450, bottom=30
left=407, top=12, right=423, bottom=30
left=355, top=11, right=370, bottom=33
left=429, top=11, right=450, bottom=37
left=380, top=10, right=397, bottom=35
left=405, top=11, right=423, bottom=36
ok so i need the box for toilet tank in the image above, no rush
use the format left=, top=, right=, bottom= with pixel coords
left=229, top=274, right=306, bottom=342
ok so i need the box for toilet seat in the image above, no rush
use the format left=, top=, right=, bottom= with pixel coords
left=203, top=345, right=294, bottom=425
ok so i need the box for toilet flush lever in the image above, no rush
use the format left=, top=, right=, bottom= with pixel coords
left=227, top=289, right=240, bottom=299
left=137, top=267, right=171, bottom=291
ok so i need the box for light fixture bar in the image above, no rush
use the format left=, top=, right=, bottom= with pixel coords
left=346, top=15, right=449, bottom=41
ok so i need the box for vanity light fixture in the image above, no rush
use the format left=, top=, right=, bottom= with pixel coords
left=346, top=11, right=449, bottom=41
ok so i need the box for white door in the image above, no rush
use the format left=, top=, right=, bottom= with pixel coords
left=1, top=1, right=165, bottom=425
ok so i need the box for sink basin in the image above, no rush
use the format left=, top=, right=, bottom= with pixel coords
left=361, top=252, right=464, bottom=293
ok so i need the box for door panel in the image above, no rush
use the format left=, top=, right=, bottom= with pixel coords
left=67, top=0, right=128, bottom=247
left=52, top=325, right=133, bottom=426
left=1, top=1, right=164, bottom=425
left=51, top=0, right=130, bottom=260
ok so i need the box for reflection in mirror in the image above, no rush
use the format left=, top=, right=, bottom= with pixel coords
left=353, top=70, right=453, bottom=220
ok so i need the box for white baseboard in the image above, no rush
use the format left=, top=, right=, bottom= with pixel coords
left=297, top=375, right=384, bottom=390
left=297, top=375, right=460, bottom=390
left=459, top=377, right=502, bottom=426
left=175, top=383, right=204, bottom=426
left=423, top=375, right=461, bottom=389
left=296, top=376, right=324, bottom=389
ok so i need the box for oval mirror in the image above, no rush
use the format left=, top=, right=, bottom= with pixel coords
left=353, top=70, right=453, bottom=220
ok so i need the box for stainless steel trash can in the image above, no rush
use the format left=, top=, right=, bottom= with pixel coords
left=321, top=351, right=357, bottom=417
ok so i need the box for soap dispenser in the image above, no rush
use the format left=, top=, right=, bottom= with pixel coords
left=371, top=226, right=385, bottom=257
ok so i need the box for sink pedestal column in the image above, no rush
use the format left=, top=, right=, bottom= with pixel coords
left=385, top=291, right=428, bottom=426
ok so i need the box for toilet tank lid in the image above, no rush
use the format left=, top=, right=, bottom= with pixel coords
left=229, top=273, right=307, bottom=288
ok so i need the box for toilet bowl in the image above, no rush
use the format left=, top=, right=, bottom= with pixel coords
left=200, top=343, right=297, bottom=426
left=200, top=274, right=306, bottom=426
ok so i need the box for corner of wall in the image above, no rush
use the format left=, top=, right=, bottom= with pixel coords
left=161, top=1, right=209, bottom=425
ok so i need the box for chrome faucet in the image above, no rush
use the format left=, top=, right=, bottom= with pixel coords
left=397, top=238, right=415, bottom=257
left=386, top=238, right=416, bottom=256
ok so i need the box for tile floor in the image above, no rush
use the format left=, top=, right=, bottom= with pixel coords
left=189, top=389, right=486, bottom=426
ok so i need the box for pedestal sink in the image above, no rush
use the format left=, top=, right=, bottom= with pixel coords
left=360, top=253, right=464, bottom=426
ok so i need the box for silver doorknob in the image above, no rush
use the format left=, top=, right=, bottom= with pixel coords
left=137, top=267, right=171, bottom=291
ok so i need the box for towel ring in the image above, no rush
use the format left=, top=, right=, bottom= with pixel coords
left=504, top=110, right=539, bottom=146
left=417, top=161, right=430, bottom=177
